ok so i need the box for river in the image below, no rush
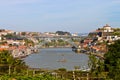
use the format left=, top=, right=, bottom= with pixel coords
left=23, top=48, right=89, bottom=70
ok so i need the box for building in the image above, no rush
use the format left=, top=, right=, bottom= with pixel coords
left=103, top=24, right=114, bottom=32
left=88, top=24, right=120, bottom=42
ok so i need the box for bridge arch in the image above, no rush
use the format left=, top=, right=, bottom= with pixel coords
left=38, top=38, right=79, bottom=48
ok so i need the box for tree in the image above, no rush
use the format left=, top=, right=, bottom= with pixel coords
left=24, top=39, right=34, bottom=46
left=104, top=40, right=120, bottom=79
left=88, top=55, right=105, bottom=77
left=0, top=50, right=14, bottom=74
left=88, top=55, right=98, bottom=76
left=56, top=31, right=71, bottom=36
left=0, top=50, right=27, bottom=75
left=21, top=32, right=26, bottom=36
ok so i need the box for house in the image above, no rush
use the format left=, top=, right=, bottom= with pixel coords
left=0, top=48, right=7, bottom=51
left=72, top=33, right=78, bottom=36
left=7, top=40, right=25, bottom=46
left=0, top=44, right=9, bottom=49
left=0, top=29, right=14, bottom=36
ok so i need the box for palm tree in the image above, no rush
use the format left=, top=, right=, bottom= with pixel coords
left=0, top=50, right=28, bottom=75
left=0, top=50, right=13, bottom=74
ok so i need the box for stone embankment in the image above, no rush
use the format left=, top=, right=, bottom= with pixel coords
left=11, top=45, right=39, bottom=58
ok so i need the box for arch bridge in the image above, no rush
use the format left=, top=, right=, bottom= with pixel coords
left=38, top=37, right=79, bottom=49
left=38, top=37, right=104, bottom=59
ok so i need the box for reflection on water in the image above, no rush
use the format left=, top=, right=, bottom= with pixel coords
left=24, top=48, right=89, bottom=70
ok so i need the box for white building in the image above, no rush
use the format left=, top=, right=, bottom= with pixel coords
left=103, top=24, right=114, bottom=32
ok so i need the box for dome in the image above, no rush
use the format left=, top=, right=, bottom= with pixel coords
left=103, top=24, right=111, bottom=28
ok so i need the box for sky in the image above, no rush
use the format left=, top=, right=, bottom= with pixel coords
left=0, top=0, right=120, bottom=33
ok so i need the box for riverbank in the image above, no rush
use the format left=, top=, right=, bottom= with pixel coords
left=39, top=45, right=72, bottom=48
left=11, top=45, right=72, bottom=59
left=11, top=45, right=39, bottom=58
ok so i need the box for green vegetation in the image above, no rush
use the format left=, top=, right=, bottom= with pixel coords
left=0, top=41, right=7, bottom=45
left=56, top=31, right=71, bottom=36
left=0, top=74, right=61, bottom=80
left=89, top=40, right=120, bottom=79
left=88, top=55, right=106, bottom=78
left=113, top=32, right=120, bottom=36
left=1, top=40, right=120, bottom=79
left=0, top=49, right=105, bottom=79
left=0, top=50, right=62, bottom=80
left=3, top=34, right=23, bottom=40
left=0, top=50, right=27, bottom=75
left=24, top=39, right=35, bottom=46
left=113, top=28, right=120, bottom=36
left=104, top=40, right=120, bottom=79
left=41, top=39, right=70, bottom=47
left=21, top=32, right=26, bottom=36
left=114, top=28, right=120, bottom=32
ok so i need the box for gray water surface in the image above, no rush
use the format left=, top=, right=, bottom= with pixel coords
left=24, top=48, right=89, bottom=70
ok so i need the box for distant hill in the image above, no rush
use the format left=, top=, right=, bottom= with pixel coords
left=56, top=31, right=71, bottom=36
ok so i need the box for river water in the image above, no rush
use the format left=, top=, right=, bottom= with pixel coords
left=24, top=48, right=89, bottom=70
